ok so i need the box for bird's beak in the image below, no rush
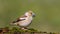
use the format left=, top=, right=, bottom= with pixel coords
left=32, top=13, right=35, bottom=17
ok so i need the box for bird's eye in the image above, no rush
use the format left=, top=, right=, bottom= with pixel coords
left=31, top=13, right=32, bottom=14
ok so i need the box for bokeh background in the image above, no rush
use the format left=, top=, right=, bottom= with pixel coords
left=0, top=0, right=60, bottom=32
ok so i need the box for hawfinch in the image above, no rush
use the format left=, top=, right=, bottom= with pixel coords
left=10, top=10, right=35, bottom=30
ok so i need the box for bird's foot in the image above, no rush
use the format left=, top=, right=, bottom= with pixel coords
left=21, top=27, right=28, bottom=30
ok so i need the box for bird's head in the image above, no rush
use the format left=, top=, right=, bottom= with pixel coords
left=25, top=10, right=35, bottom=17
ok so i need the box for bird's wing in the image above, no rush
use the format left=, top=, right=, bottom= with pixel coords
left=12, top=15, right=27, bottom=23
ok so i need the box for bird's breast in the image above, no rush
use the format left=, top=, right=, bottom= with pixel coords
left=18, top=17, right=33, bottom=26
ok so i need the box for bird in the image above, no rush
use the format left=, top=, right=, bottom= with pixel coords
left=10, top=10, right=35, bottom=30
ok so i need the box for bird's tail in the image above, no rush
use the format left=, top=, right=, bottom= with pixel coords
left=10, top=21, right=17, bottom=26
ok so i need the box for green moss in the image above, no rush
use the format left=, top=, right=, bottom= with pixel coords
left=0, top=27, right=57, bottom=34
left=9, top=27, right=38, bottom=32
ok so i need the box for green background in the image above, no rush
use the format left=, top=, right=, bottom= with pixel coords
left=0, top=0, right=60, bottom=32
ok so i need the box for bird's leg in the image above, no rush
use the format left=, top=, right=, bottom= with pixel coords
left=21, top=27, right=28, bottom=30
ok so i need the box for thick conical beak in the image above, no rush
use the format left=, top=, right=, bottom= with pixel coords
left=32, top=13, right=35, bottom=17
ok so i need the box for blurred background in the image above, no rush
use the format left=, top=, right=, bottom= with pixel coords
left=0, top=0, right=60, bottom=32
